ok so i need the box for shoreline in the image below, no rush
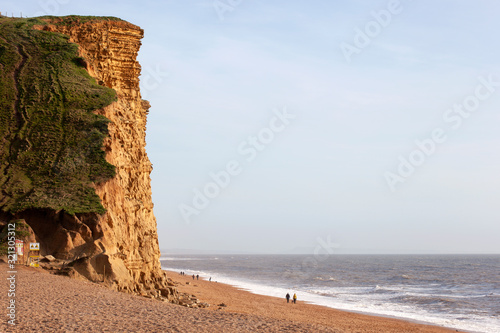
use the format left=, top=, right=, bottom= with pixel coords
left=164, top=269, right=465, bottom=333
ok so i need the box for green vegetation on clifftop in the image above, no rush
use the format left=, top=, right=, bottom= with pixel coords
left=0, top=17, right=117, bottom=215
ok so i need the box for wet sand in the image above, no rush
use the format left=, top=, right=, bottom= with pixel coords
left=0, top=263, right=462, bottom=332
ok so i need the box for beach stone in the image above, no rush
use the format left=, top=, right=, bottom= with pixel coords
left=44, top=255, right=56, bottom=262
left=160, top=288, right=171, bottom=297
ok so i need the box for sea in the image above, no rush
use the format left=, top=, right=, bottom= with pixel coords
left=160, top=254, right=500, bottom=333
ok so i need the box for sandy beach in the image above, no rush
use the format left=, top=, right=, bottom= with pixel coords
left=1, top=263, right=463, bottom=332
left=167, top=270, right=463, bottom=333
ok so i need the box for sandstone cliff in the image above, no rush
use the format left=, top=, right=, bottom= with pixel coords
left=0, top=16, right=175, bottom=300
left=39, top=17, right=166, bottom=295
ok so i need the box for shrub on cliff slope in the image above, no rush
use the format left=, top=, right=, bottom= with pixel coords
left=0, top=17, right=116, bottom=215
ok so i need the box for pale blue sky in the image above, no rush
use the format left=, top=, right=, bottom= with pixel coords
left=5, top=1, right=500, bottom=253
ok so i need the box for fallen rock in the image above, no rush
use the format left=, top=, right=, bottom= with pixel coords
left=44, top=255, right=56, bottom=262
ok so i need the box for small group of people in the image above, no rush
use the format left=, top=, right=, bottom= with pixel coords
left=285, top=292, right=297, bottom=304
left=179, top=271, right=198, bottom=280
left=179, top=272, right=199, bottom=280
left=179, top=272, right=214, bottom=281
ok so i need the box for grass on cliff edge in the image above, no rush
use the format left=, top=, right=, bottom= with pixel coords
left=37, top=15, right=122, bottom=25
left=0, top=16, right=117, bottom=215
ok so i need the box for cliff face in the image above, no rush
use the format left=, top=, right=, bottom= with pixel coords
left=0, top=16, right=173, bottom=299
left=38, top=18, right=167, bottom=294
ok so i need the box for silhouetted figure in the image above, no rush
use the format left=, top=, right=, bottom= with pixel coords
left=196, top=274, right=199, bottom=280
left=192, top=274, right=195, bottom=280
left=285, top=293, right=290, bottom=303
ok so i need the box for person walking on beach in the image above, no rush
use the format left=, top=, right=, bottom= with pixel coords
left=196, top=274, right=199, bottom=280
left=293, top=293, right=297, bottom=304
left=286, top=293, right=290, bottom=303
left=192, top=274, right=195, bottom=280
